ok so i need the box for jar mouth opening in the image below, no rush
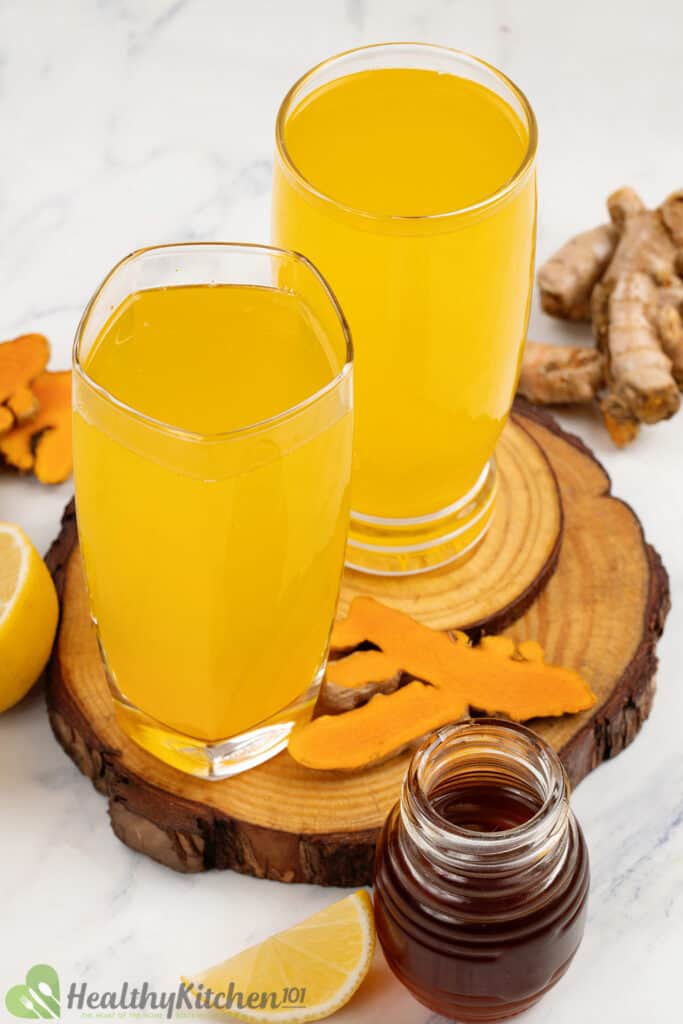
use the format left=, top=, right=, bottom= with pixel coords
left=404, top=718, right=568, bottom=851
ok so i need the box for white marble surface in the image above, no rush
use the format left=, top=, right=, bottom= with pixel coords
left=1, top=1, right=682, bottom=1021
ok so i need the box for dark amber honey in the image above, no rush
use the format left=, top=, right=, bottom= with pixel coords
left=431, top=780, right=541, bottom=832
left=374, top=720, right=589, bottom=1022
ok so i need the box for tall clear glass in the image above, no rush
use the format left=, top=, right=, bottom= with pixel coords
left=273, top=43, right=537, bottom=575
left=73, top=243, right=353, bottom=779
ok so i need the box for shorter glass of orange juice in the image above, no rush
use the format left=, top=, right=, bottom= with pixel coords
left=73, top=243, right=353, bottom=779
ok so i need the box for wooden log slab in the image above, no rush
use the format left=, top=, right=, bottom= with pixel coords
left=340, top=414, right=563, bottom=633
left=45, top=403, right=670, bottom=885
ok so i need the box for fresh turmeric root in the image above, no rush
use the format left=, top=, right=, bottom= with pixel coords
left=658, top=278, right=683, bottom=386
left=537, top=223, right=618, bottom=321
left=531, top=186, right=683, bottom=445
left=592, top=188, right=683, bottom=438
left=0, top=334, right=50, bottom=436
left=0, top=371, right=72, bottom=483
left=518, top=340, right=605, bottom=405
left=289, top=598, right=596, bottom=772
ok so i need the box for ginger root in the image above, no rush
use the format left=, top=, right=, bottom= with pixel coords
left=518, top=340, right=605, bottom=405
left=0, top=371, right=72, bottom=483
left=658, top=278, right=683, bottom=385
left=289, top=598, right=596, bottom=772
left=537, top=223, right=618, bottom=321
left=531, top=185, right=683, bottom=445
left=593, top=188, right=682, bottom=436
left=0, top=334, right=50, bottom=436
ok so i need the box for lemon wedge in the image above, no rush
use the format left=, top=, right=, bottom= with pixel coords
left=182, top=890, right=375, bottom=1022
left=0, top=522, right=58, bottom=713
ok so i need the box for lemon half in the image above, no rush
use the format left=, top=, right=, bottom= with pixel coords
left=0, top=522, right=58, bottom=713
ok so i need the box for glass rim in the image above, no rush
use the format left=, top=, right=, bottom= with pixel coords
left=275, top=41, right=538, bottom=224
left=404, top=718, right=568, bottom=853
left=72, top=241, right=354, bottom=443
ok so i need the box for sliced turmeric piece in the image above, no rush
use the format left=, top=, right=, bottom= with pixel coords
left=517, top=639, right=545, bottom=663
left=289, top=598, right=597, bottom=772
left=0, top=371, right=72, bottom=483
left=320, top=650, right=404, bottom=713
left=290, top=683, right=464, bottom=772
left=0, top=334, right=50, bottom=435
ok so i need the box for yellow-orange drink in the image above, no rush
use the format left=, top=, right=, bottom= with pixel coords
left=273, top=45, right=536, bottom=573
left=73, top=245, right=353, bottom=778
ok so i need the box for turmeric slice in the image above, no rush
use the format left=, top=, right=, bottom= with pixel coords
left=0, top=371, right=72, bottom=483
left=0, top=334, right=50, bottom=436
left=289, top=598, right=597, bottom=772
left=320, top=651, right=404, bottom=713
left=290, top=683, right=464, bottom=772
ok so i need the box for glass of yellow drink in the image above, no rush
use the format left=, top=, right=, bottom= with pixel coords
left=73, top=243, right=353, bottom=779
left=273, top=43, right=537, bottom=575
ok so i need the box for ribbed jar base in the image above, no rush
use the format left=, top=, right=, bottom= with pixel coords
left=378, top=947, right=577, bottom=1022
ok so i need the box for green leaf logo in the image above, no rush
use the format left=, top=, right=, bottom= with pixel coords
left=6, top=965, right=60, bottom=1019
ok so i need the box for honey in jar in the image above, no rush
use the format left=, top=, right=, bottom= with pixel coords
left=374, top=719, right=589, bottom=1021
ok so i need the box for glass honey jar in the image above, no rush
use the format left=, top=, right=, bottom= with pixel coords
left=374, top=719, right=589, bottom=1021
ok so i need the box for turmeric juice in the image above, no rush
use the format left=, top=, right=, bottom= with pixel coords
left=73, top=280, right=352, bottom=744
left=274, top=61, right=536, bottom=525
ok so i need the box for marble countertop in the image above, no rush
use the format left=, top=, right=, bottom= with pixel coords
left=1, top=2, right=682, bottom=1021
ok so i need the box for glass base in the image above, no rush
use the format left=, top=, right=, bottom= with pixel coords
left=346, top=459, right=497, bottom=576
left=106, top=661, right=322, bottom=780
